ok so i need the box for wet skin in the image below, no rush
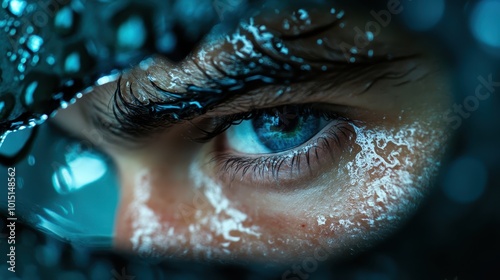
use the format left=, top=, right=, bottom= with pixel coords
left=53, top=3, right=452, bottom=263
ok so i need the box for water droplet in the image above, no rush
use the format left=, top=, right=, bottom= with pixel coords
left=336, top=10, right=345, bottom=19
left=54, top=6, right=77, bottom=36
left=31, top=54, right=39, bottom=65
left=17, top=63, right=25, bottom=72
left=0, top=93, right=15, bottom=120
left=116, top=15, right=147, bottom=50
left=21, top=72, right=60, bottom=113
left=470, top=0, right=500, bottom=48
left=366, top=31, right=374, bottom=42
left=298, top=9, right=309, bottom=21
left=46, top=55, right=56, bottom=65
left=62, top=42, right=95, bottom=75
left=317, top=39, right=323, bottom=45
left=17, top=176, right=23, bottom=189
left=300, top=64, right=311, bottom=71
left=330, top=8, right=336, bottom=14
left=64, top=52, right=80, bottom=73
left=27, top=155, right=35, bottom=166
left=156, top=32, right=176, bottom=53
left=26, top=35, right=44, bottom=53
left=368, top=49, right=374, bottom=57
left=275, top=88, right=287, bottom=97
left=96, top=71, right=120, bottom=86
left=283, top=19, right=290, bottom=30
left=64, top=80, right=74, bottom=87
left=8, top=0, right=27, bottom=17
left=26, top=25, right=34, bottom=34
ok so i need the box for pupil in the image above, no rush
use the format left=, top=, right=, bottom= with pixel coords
left=276, top=114, right=299, bottom=133
left=271, top=107, right=300, bottom=133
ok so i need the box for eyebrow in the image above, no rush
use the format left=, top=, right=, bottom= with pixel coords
left=86, top=8, right=421, bottom=145
left=88, top=55, right=419, bottom=147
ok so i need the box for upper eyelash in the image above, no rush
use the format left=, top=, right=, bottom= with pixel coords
left=188, top=104, right=342, bottom=143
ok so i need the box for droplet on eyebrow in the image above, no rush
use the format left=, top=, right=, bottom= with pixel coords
left=283, top=19, right=290, bottom=30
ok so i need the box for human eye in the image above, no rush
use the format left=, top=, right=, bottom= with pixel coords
left=211, top=104, right=354, bottom=185
left=1, top=0, right=455, bottom=267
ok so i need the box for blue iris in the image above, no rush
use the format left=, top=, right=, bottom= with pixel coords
left=251, top=109, right=323, bottom=152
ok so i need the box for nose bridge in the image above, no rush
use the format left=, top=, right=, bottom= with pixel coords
left=111, top=155, right=267, bottom=259
left=113, top=165, right=182, bottom=257
left=112, top=153, right=210, bottom=256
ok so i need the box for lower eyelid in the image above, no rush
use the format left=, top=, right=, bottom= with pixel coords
left=208, top=119, right=356, bottom=191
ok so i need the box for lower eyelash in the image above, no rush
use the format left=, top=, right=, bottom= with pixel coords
left=209, top=120, right=356, bottom=188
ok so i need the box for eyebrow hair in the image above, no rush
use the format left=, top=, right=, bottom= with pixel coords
left=88, top=53, right=419, bottom=147
left=86, top=7, right=422, bottom=145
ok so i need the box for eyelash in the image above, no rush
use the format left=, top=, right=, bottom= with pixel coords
left=190, top=104, right=344, bottom=142
left=200, top=104, right=356, bottom=185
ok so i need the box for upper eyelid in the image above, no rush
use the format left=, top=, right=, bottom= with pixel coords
left=201, top=59, right=421, bottom=118
left=85, top=54, right=419, bottom=146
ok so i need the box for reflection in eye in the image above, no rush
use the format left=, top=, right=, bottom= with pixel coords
left=9, top=1, right=453, bottom=264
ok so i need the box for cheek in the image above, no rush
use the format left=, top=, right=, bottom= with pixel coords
left=114, top=164, right=269, bottom=260
left=326, top=122, right=445, bottom=241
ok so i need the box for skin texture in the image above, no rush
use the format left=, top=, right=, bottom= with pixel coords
left=52, top=4, right=453, bottom=263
